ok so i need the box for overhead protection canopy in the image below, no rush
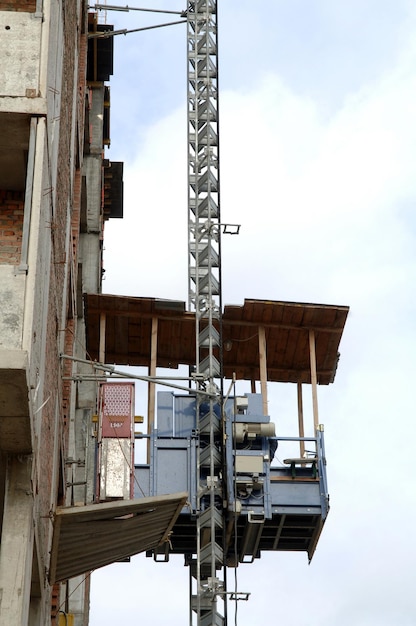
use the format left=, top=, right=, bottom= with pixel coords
left=85, top=295, right=349, bottom=385
left=49, top=492, right=187, bottom=583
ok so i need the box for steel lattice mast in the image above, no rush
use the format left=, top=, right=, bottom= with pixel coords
left=187, top=1, right=225, bottom=625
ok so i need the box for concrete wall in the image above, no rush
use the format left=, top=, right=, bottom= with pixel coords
left=0, top=267, right=25, bottom=349
left=0, top=11, right=41, bottom=97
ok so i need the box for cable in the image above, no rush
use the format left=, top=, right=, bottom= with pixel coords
left=57, top=572, right=91, bottom=614
left=228, top=332, right=258, bottom=344
left=92, top=3, right=185, bottom=14
left=63, top=323, right=96, bottom=365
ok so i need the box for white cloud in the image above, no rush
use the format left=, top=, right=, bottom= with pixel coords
left=217, top=46, right=416, bottom=310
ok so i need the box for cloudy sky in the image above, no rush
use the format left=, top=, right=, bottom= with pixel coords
left=89, top=1, right=416, bottom=624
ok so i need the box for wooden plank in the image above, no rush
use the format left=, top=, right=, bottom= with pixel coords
left=297, top=382, right=305, bottom=457
left=258, top=325, right=268, bottom=415
left=99, top=313, right=106, bottom=363
left=147, top=316, right=158, bottom=463
left=309, top=330, right=319, bottom=429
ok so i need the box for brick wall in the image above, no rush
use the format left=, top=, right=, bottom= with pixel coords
left=0, top=0, right=36, bottom=11
left=61, top=9, right=88, bottom=452
left=33, top=0, right=89, bottom=595
left=50, top=584, right=60, bottom=626
left=0, top=190, right=24, bottom=264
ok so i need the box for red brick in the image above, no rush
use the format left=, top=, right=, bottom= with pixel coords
left=0, top=192, right=24, bottom=263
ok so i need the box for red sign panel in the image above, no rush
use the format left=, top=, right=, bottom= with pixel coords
left=100, top=383, right=134, bottom=439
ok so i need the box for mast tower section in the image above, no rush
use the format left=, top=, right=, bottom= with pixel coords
left=187, top=2, right=225, bottom=625
left=187, top=0, right=221, bottom=368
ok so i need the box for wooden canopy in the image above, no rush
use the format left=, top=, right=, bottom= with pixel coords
left=84, top=295, right=348, bottom=385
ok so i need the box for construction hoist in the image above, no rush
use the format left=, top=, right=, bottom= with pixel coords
left=90, top=4, right=228, bottom=623
left=90, top=5, right=344, bottom=626
left=187, top=2, right=226, bottom=625
left=187, top=0, right=226, bottom=626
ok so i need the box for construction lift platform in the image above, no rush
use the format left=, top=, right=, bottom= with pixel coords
left=85, top=294, right=348, bottom=564
left=80, top=4, right=349, bottom=624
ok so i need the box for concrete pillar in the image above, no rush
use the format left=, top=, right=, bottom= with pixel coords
left=0, top=455, right=34, bottom=626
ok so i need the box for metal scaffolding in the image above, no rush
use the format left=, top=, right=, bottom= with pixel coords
left=187, top=1, right=225, bottom=625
